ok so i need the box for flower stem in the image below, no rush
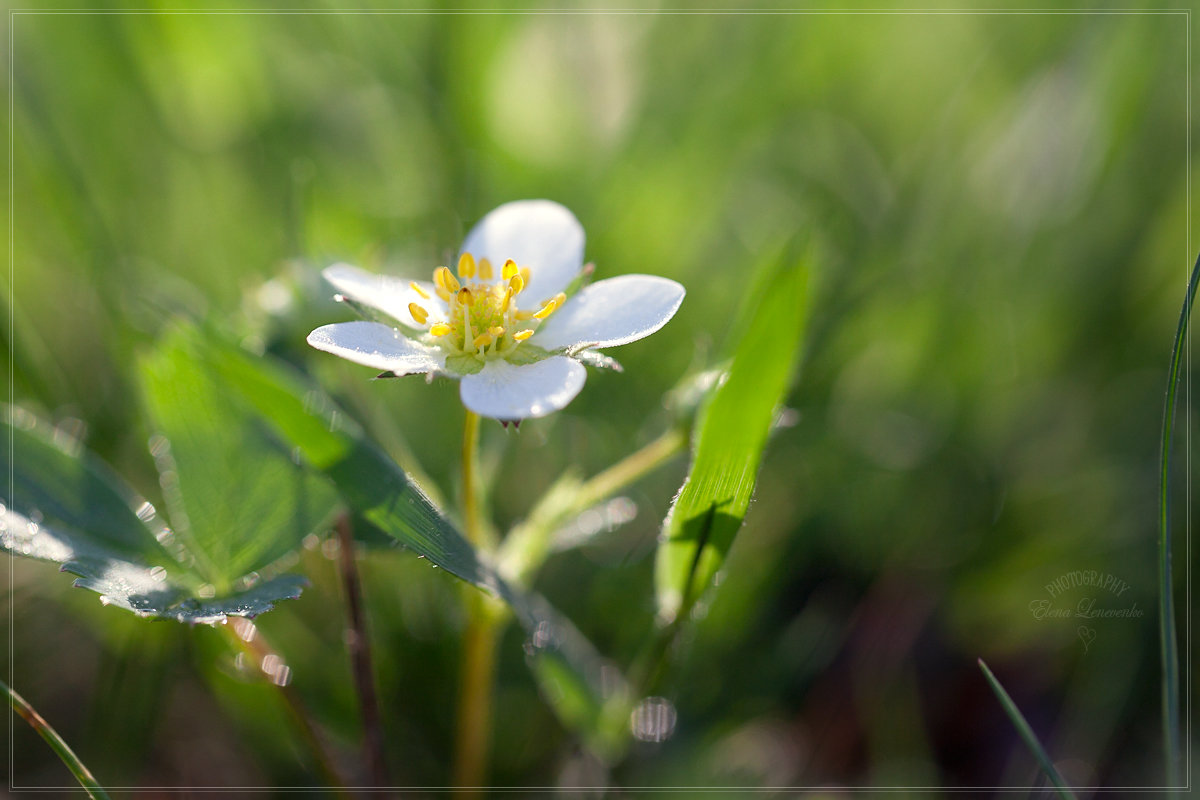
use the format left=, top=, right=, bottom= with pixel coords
left=4, top=678, right=111, bottom=799
left=223, top=619, right=352, bottom=797
left=461, top=409, right=483, bottom=547
left=336, top=514, right=389, bottom=788
left=453, top=408, right=499, bottom=796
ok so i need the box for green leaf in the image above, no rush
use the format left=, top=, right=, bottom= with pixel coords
left=185, top=325, right=503, bottom=595
left=140, top=326, right=339, bottom=591
left=978, top=659, right=1077, bottom=799
left=654, top=248, right=811, bottom=623
left=2, top=412, right=308, bottom=623
left=1157, top=249, right=1197, bottom=788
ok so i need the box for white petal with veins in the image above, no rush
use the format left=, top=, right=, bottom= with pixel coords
left=532, top=275, right=685, bottom=352
left=459, top=200, right=584, bottom=301
left=459, top=356, right=586, bottom=420
left=322, top=263, right=445, bottom=328
left=307, top=322, right=445, bottom=375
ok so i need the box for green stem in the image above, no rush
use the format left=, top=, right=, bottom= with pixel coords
left=4, top=678, right=111, bottom=799
left=453, top=408, right=499, bottom=796
left=1157, top=250, right=1197, bottom=792
left=500, top=426, right=688, bottom=585
left=460, top=409, right=488, bottom=548
left=977, top=659, right=1076, bottom=800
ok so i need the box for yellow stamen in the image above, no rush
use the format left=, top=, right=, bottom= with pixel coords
left=553, top=292, right=566, bottom=307
left=509, top=273, right=525, bottom=295
left=488, top=326, right=505, bottom=338
left=430, top=322, right=451, bottom=336
left=478, top=257, right=493, bottom=280
left=410, top=281, right=430, bottom=300
left=408, top=303, right=428, bottom=324
left=435, top=286, right=451, bottom=302
left=513, top=329, right=535, bottom=341
left=501, top=287, right=513, bottom=313
left=515, top=309, right=536, bottom=321
left=533, top=298, right=559, bottom=320
left=435, top=266, right=460, bottom=294
left=473, top=333, right=494, bottom=349
left=458, top=287, right=474, bottom=307
left=458, top=252, right=476, bottom=279
left=502, top=259, right=519, bottom=280
left=520, top=266, right=531, bottom=285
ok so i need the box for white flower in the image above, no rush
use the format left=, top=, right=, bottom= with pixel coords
left=307, top=200, right=686, bottom=421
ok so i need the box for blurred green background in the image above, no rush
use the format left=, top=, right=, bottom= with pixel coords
left=4, top=3, right=1195, bottom=794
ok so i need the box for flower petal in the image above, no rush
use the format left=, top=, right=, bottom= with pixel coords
left=307, top=321, right=445, bottom=376
left=322, top=263, right=445, bottom=329
left=531, top=275, right=685, bottom=352
left=459, top=356, right=586, bottom=420
left=459, top=200, right=584, bottom=301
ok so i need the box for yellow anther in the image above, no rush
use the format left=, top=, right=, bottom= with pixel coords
left=473, top=333, right=494, bottom=349
left=502, top=259, right=519, bottom=280
left=408, top=303, right=429, bottom=324
left=553, top=292, right=566, bottom=307
left=533, top=298, right=559, bottom=320
left=488, top=326, right=505, bottom=338
left=520, top=266, right=531, bottom=285
left=435, top=266, right=460, bottom=294
left=508, top=273, right=525, bottom=295
left=515, top=309, right=536, bottom=321
left=410, top=281, right=430, bottom=300
left=501, top=287, right=513, bottom=313
left=458, top=252, right=476, bottom=279
left=435, top=286, right=451, bottom=302
left=478, top=257, right=493, bottom=280
left=513, top=329, right=535, bottom=341
left=429, top=322, right=451, bottom=336
left=457, top=287, right=474, bottom=307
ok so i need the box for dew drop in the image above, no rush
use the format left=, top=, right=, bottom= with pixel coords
left=630, top=697, right=677, bottom=743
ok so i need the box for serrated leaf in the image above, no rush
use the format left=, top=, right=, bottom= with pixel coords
left=2, top=414, right=308, bottom=623
left=140, top=328, right=339, bottom=589
left=654, top=248, right=811, bottom=623
left=184, top=325, right=503, bottom=596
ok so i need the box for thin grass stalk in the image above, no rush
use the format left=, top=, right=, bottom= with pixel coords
left=336, top=514, right=389, bottom=789
left=977, top=659, right=1076, bottom=800
left=4, top=678, right=111, bottom=799
left=1157, top=250, right=1198, bottom=790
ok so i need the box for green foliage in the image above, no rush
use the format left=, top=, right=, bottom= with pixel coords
left=2, top=412, right=309, bottom=623
left=182, top=323, right=500, bottom=594
left=655, top=248, right=811, bottom=623
left=141, top=327, right=339, bottom=589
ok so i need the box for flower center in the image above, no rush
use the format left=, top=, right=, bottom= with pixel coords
left=408, top=253, right=566, bottom=363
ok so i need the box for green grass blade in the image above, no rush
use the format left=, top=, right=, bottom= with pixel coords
left=977, top=659, right=1076, bottom=799
left=1157, top=250, right=1198, bottom=789
left=654, top=246, right=811, bottom=623
left=4, top=678, right=111, bottom=799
